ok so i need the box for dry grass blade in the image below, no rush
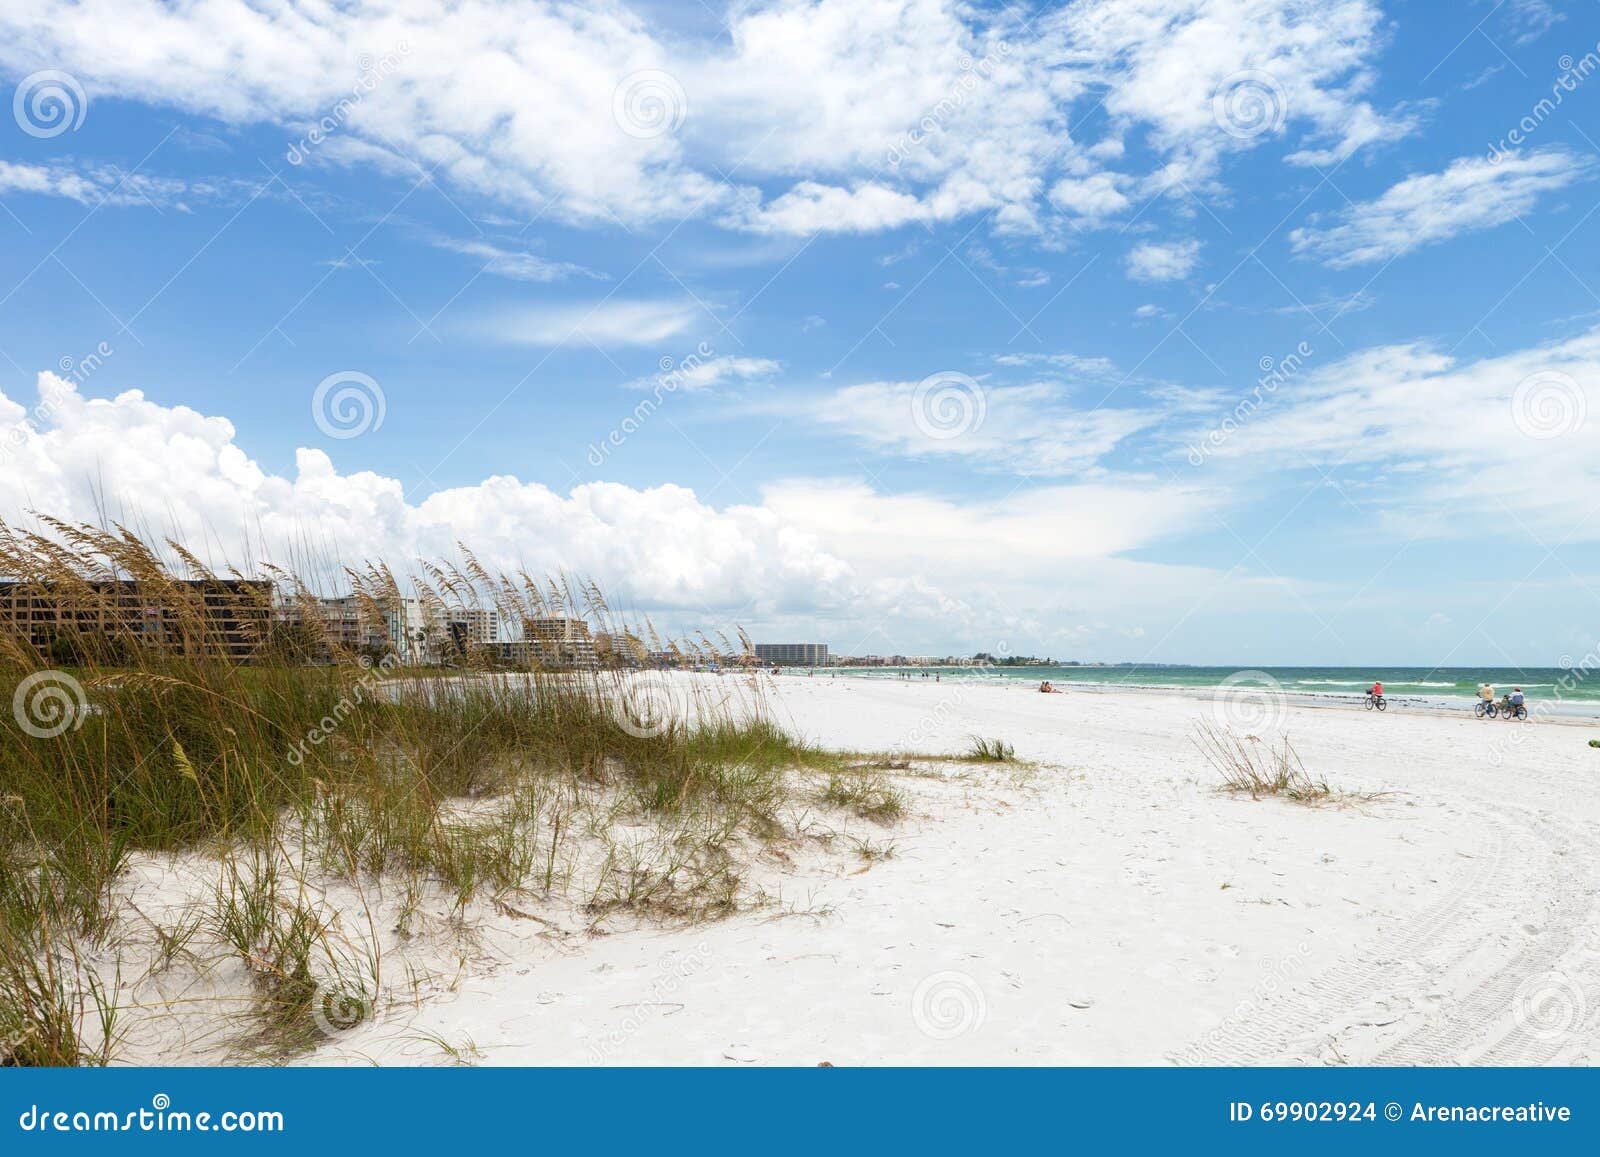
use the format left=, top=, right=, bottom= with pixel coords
left=1191, top=721, right=1330, bottom=802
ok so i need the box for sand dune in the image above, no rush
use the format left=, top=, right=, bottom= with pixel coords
left=316, top=675, right=1600, bottom=1066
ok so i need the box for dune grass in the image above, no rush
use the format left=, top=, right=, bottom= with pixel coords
left=0, top=518, right=898, bottom=1064
left=963, top=735, right=1016, bottom=762
left=818, top=767, right=906, bottom=823
left=1191, top=722, right=1330, bottom=802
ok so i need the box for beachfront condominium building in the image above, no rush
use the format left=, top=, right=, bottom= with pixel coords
left=279, top=595, right=435, bottom=664
left=499, top=616, right=599, bottom=669
left=443, top=606, right=500, bottom=655
left=0, top=579, right=272, bottom=664
left=754, top=642, right=831, bottom=666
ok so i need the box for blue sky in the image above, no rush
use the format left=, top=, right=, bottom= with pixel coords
left=1, top=0, right=1598, bottom=664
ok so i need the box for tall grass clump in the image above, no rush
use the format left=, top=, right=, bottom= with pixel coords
left=819, top=768, right=905, bottom=822
left=1191, top=722, right=1329, bottom=802
left=0, top=516, right=900, bottom=1062
left=963, top=735, right=1016, bottom=762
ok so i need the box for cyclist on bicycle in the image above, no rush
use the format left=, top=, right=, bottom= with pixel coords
left=1368, top=679, right=1383, bottom=698
left=1510, top=687, right=1525, bottom=708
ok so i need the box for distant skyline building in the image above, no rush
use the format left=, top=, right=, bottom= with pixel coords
left=305, top=594, right=433, bottom=663
left=274, top=597, right=499, bottom=664
left=755, top=642, right=830, bottom=666
left=515, top=616, right=599, bottom=669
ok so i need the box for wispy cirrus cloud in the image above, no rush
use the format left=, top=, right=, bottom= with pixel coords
left=992, top=351, right=1119, bottom=377
left=804, top=379, right=1156, bottom=476
left=1289, top=149, right=1594, bottom=268
left=0, top=158, right=251, bottom=210
left=624, top=355, right=779, bottom=392
left=477, top=299, right=706, bottom=347
left=1193, top=324, right=1600, bottom=536
left=426, top=236, right=606, bottom=283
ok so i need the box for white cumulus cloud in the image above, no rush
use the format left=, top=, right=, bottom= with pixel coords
left=0, top=0, right=1408, bottom=241
left=1126, top=239, right=1201, bottom=282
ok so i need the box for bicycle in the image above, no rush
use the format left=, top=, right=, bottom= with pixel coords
left=1474, top=700, right=1498, bottom=718
left=1364, top=693, right=1386, bottom=711
left=1500, top=700, right=1528, bottom=721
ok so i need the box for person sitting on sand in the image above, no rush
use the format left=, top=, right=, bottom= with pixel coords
left=1039, top=681, right=1063, bottom=694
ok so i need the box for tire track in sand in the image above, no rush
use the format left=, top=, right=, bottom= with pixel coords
left=1175, top=789, right=1600, bottom=1065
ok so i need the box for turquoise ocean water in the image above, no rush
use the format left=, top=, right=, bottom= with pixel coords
left=809, top=665, right=1600, bottom=717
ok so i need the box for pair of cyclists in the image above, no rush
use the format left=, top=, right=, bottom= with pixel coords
left=1476, top=683, right=1527, bottom=717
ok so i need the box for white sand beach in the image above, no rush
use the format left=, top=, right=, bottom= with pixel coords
left=307, top=675, right=1600, bottom=1067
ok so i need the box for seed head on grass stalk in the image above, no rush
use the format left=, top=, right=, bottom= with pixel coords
left=0, top=515, right=899, bottom=1061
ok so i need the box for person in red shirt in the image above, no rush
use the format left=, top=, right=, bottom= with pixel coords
left=1368, top=680, right=1383, bottom=697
